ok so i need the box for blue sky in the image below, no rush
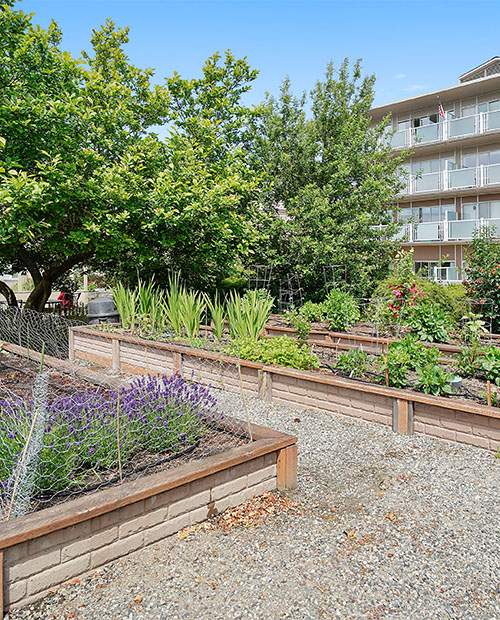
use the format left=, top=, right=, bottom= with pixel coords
left=19, top=0, right=500, bottom=109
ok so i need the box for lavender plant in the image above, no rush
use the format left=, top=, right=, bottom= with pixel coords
left=0, top=375, right=220, bottom=498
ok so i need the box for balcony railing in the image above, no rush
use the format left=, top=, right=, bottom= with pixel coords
left=387, top=109, right=500, bottom=149
left=401, top=163, right=500, bottom=195
left=372, top=218, right=500, bottom=245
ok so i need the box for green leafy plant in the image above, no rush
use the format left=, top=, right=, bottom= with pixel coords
left=334, top=349, right=368, bottom=378
left=283, top=309, right=312, bottom=342
left=179, top=290, right=206, bottom=338
left=113, top=283, right=138, bottom=332
left=323, top=290, right=360, bottom=332
left=298, top=301, right=326, bottom=323
left=389, top=335, right=439, bottom=370
left=405, top=303, right=451, bottom=343
left=205, top=293, right=226, bottom=342
left=226, top=290, right=274, bottom=341
left=163, top=273, right=184, bottom=336
left=227, top=336, right=319, bottom=370
left=478, top=345, right=500, bottom=385
left=377, top=346, right=410, bottom=388
left=461, top=312, right=488, bottom=345
left=414, top=363, right=455, bottom=396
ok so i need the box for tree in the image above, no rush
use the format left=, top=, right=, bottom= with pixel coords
left=0, top=3, right=263, bottom=307
left=102, top=51, right=264, bottom=291
left=253, top=59, right=409, bottom=299
left=0, top=3, right=171, bottom=309
left=464, top=226, right=500, bottom=331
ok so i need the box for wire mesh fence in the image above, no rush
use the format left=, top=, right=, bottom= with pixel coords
left=0, top=316, right=254, bottom=520
left=0, top=306, right=85, bottom=358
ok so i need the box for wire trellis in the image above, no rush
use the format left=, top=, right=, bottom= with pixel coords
left=278, top=275, right=304, bottom=313
left=247, top=265, right=273, bottom=293
left=0, top=306, right=85, bottom=358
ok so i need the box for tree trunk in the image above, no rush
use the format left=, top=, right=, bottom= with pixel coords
left=0, top=281, right=18, bottom=307
left=24, top=278, right=53, bottom=312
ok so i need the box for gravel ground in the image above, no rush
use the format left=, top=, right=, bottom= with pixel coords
left=7, top=392, right=500, bottom=620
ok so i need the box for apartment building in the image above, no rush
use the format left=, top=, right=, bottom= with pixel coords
left=370, top=57, right=500, bottom=283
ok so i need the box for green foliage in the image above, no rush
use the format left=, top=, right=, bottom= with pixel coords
left=323, top=289, right=360, bottom=332
left=334, top=349, right=368, bottom=377
left=405, top=303, right=450, bottom=343
left=205, top=293, right=226, bottom=342
left=163, top=274, right=184, bottom=336
left=373, top=250, right=459, bottom=328
left=179, top=290, right=206, bottom=338
left=113, top=282, right=138, bottom=332
left=461, top=312, right=488, bottom=345
left=389, top=335, right=439, bottom=370
left=298, top=300, right=326, bottom=322
left=464, top=226, right=500, bottom=332
left=226, top=290, right=274, bottom=341
left=252, top=59, right=409, bottom=300
left=457, top=344, right=500, bottom=385
left=0, top=6, right=261, bottom=308
left=283, top=309, right=312, bottom=342
left=378, top=347, right=410, bottom=389
left=414, top=363, right=455, bottom=396
left=219, top=276, right=247, bottom=293
left=227, top=336, right=319, bottom=370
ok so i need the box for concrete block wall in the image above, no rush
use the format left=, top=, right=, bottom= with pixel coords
left=413, top=403, right=500, bottom=451
left=4, top=453, right=278, bottom=611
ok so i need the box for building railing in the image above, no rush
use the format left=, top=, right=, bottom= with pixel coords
left=400, top=162, right=500, bottom=195
left=372, top=218, right=500, bottom=244
left=387, top=109, right=500, bottom=149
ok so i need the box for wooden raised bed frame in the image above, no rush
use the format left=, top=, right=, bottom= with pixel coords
left=70, top=325, right=500, bottom=453
left=0, top=345, right=297, bottom=615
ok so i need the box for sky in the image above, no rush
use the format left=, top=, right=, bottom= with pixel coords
left=17, top=0, right=500, bottom=110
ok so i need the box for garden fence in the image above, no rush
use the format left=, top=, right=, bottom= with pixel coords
left=0, top=314, right=254, bottom=520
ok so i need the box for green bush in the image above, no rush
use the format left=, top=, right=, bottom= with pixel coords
left=283, top=309, right=312, bottom=342
left=389, top=335, right=439, bottom=370
left=298, top=301, right=326, bottom=323
left=414, top=363, right=455, bottom=396
left=227, top=336, right=319, bottom=370
left=404, top=303, right=451, bottom=343
left=334, top=349, right=368, bottom=377
left=323, top=289, right=360, bottom=332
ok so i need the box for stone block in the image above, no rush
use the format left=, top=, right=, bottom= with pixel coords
left=91, top=532, right=143, bottom=569
left=27, top=554, right=91, bottom=596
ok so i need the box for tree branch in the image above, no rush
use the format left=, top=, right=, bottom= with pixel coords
left=0, top=280, right=18, bottom=307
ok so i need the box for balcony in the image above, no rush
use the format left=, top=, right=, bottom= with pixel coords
left=387, top=109, right=500, bottom=149
left=373, top=218, right=500, bottom=245
left=401, top=162, right=500, bottom=196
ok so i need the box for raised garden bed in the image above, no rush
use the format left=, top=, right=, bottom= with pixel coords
left=0, top=345, right=297, bottom=613
left=71, top=325, right=500, bottom=454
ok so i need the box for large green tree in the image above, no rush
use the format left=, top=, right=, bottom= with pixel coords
left=0, top=3, right=262, bottom=308
left=253, top=59, right=409, bottom=299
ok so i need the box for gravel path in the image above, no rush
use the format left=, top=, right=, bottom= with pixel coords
left=7, top=393, right=500, bottom=620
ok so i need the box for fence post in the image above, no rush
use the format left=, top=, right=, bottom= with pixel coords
left=112, top=338, right=120, bottom=371
left=392, top=398, right=413, bottom=435
left=68, top=328, right=75, bottom=362
left=277, top=444, right=298, bottom=490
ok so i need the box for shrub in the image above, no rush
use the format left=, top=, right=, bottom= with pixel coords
left=283, top=309, right=312, bottom=341
left=414, top=363, right=455, bottom=396
left=334, top=349, right=368, bottom=377
left=389, top=335, right=439, bottom=370
left=404, top=303, right=451, bottom=343
left=299, top=301, right=326, bottom=323
left=378, top=346, right=410, bottom=388
left=464, top=226, right=500, bottom=332
left=227, top=336, right=319, bottom=370
left=323, top=289, right=360, bottom=332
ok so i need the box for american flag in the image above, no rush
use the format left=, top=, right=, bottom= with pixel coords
left=438, top=97, right=446, bottom=119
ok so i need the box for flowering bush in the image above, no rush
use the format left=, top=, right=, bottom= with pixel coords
left=387, top=281, right=424, bottom=318
left=0, top=374, right=220, bottom=495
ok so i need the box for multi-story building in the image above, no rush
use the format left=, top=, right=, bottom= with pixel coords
left=370, top=57, right=500, bottom=283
